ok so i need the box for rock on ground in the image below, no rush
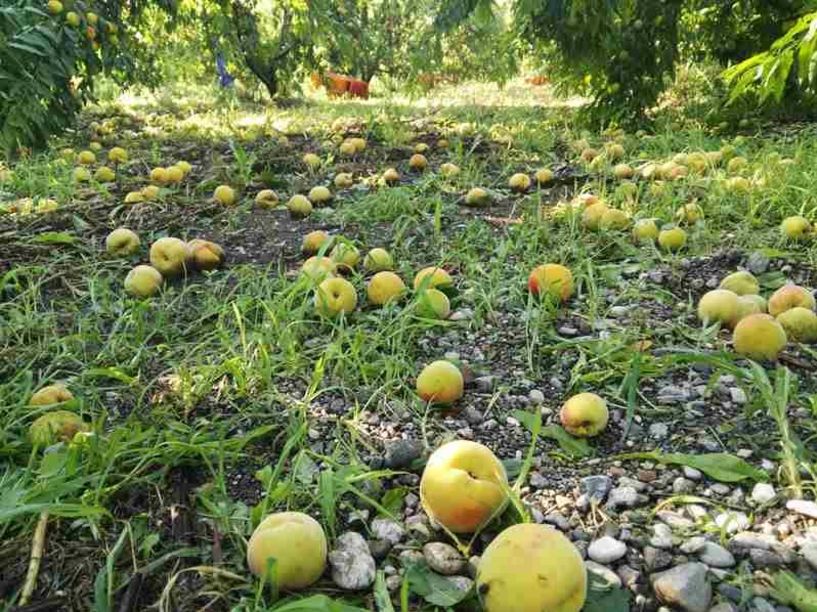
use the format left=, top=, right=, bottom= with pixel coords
left=329, top=531, right=376, bottom=590
left=651, top=562, right=712, bottom=612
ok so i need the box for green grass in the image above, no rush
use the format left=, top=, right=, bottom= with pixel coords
left=1, top=79, right=816, bottom=610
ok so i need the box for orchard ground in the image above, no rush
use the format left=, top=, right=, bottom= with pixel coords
left=1, top=79, right=817, bottom=611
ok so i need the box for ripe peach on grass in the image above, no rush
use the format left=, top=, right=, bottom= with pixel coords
left=415, top=289, right=451, bottom=319
left=768, top=285, right=816, bottom=317
left=187, top=239, right=225, bottom=271
left=149, top=237, right=189, bottom=277
left=124, top=265, right=163, bottom=297
left=314, top=277, right=357, bottom=317
left=559, top=392, right=609, bottom=437
left=413, top=266, right=453, bottom=291
left=476, top=523, right=587, bottom=612
left=528, top=264, right=574, bottom=302
left=105, top=227, right=140, bottom=256
left=416, top=360, right=464, bottom=405
left=247, top=512, right=327, bottom=589
left=776, top=307, right=817, bottom=343
left=29, top=384, right=73, bottom=407
left=697, top=289, right=741, bottom=327
left=420, top=440, right=507, bottom=533
left=733, top=314, right=787, bottom=361
left=367, top=271, right=406, bottom=306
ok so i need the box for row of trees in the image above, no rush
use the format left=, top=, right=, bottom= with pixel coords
left=3, top=0, right=817, bottom=153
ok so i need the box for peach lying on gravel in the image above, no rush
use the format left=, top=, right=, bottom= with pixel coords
left=363, top=248, right=393, bottom=272
left=416, top=289, right=450, bottom=319
left=476, top=523, right=587, bottom=612
left=247, top=512, right=327, bottom=589
left=776, top=307, right=817, bottom=343
left=105, top=228, right=140, bottom=256
left=413, top=267, right=453, bottom=291
left=288, top=195, right=313, bottom=218
left=719, top=271, right=759, bottom=296
left=29, top=384, right=73, bottom=406
left=781, top=216, right=812, bottom=241
left=187, top=239, right=225, bottom=271
left=559, top=392, right=609, bottom=437
left=508, top=173, right=530, bottom=193
left=697, top=289, right=740, bottom=327
left=149, top=237, right=189, bottom=277
left=657, top=227, right=687, bottom=251
left=314, top=277, right=357, bottom=317
left=420, top=440, right=507, bottom=533
left=301, top=256, right=336, bottom=281
left=464, top=187, right=491, bottom=207
left=125, top=265, right=164, bottom=297
left=733, top=314, right=787, bottom=361
left=528, top=264, right=574, bottom=302
left=768, top=285, right=816, bottom=317
left=302, top=231, right=332, bottom=255
left=214, top=185, right=236, bottom=206
left=29, top=411, right=89, bottom=446
left=308, top=186, right=332, bottom=206
left=255, top=189, right=279, bottom=208
left=416, top=360, right=463, bottom=405
left=632, top=218, right=659, bottom=242
left=737, top=294, right=767, bottom=320
left=367, top=271, right=406, bottom=306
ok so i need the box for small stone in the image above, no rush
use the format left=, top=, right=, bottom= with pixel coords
left=588, top=536, right=627, bottom=564
left=445, top=575, right=474, bottom=593
left=422, top=542, right=466, bottom=575
left=649, top=423, right=669, bottom=439
left=528, top=389, right=545, bottom=405
left=718, top=583, right=744, bottom=603
left=786, top=499, right=817, bottom=519
left=398, top=549, right=425, bottom=568
left=683, top=466, right=703, bottom=480
left=529, top=472, right=547, bottom=489
left=371, top=518, right=405, bottom=545
left=368, top=539, right=392, bottom=560
left=746, top=252, right=770, bottom=275
left=714, top=511, right=750, bottom=534
left=730, top=531, right=778, bottom=551
left=474, top=376, right=496, bottom=392
left=711, top=483, right=731, bottom=496
left=699, top=542, right=735, bottom=568
left=749, top=548, right=787, bottom=568
left=650, top=524, right=674, bottom=549
left=581, top=475, right=613, bottom=503
left=729, top=387, right=747, bottom=404
left=673, top=477, right=696, bottom=494
left=617, top=565, right=640, bottom=588
left=585, top=560, right=622, bottom=588
left=644, top=546, right=672, bottom=571
left=558, top=326, right=579, bottom=337
left=710, top=604, right=738, bottom=612
left=651, top=563, right=712, bottom=612
left=680, top=537, right=707, bottom=555
left=656, top=511, right=694, bottom=529
left=329, top=532, right=376, bottom=590
left=384, top=439, right=422, bottom=469
left=449, top=309, right=473, bottom=321
left=751, top=483, right=776, bottom=505
left=750, top=597, right=776, bottom=612
left=801, top=542, right=817, bottom=571
left=606, top=486, right=648, bottom=511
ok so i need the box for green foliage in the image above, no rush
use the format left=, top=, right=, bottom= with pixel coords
left=723, top=11, right=817, bottom=107
left=515, top=0, right=685, bottom=125
left=1, top=2, right=91, bottom=154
